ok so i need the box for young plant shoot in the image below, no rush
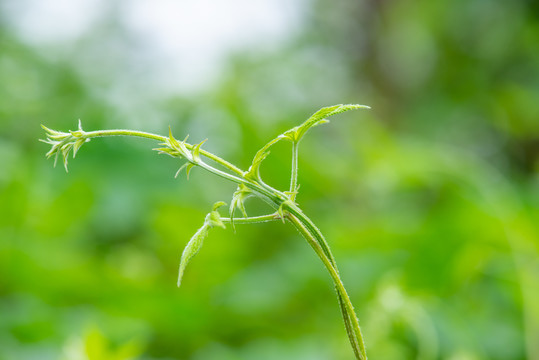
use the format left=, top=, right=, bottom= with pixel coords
left=42, top=104, right=370, bottom=359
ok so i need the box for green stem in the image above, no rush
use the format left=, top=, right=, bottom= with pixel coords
left=220, top=214, right=279, bottom=224
left=286, top=211, right=367, bottom=360
left=84, top=129, right=245, bottom=177
left=290, top=141, right=299, bottom=198
left=286, top=203, right=338, bottom=266
left=196, top=160, right=248, bottom=187
left=83, top=129, right=287, bottom=205
left=85, top=129, right=165, bottom=142
left=46, top=125, right=368, bottom=359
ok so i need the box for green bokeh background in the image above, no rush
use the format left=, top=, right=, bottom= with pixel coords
left=1, top=1, right=538, bottom=359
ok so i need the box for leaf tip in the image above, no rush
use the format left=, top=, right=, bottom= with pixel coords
left=177, top=275, right=183, bottom=288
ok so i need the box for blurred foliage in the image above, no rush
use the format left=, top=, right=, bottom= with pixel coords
left=1, top=0, right=538, bottom=359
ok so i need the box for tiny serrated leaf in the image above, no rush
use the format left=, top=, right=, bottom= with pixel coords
left=244, top=150, right=269, bottom=181
left=168, top=127, right=180, bottom=149
left=41, top=124, right=64, bottom=137
left=284, top=184, right=300, bottom=202
left=234, top=184, right=250, bottom=217
left=61, top=143, right=72, bottom=172
left=229, top=184, right=251, bottom=230
left=229, top=198, right=239, bottom=230
left=45, top=145, right=57, bottom=159
left=327, top=104, right=370, bottom=117
left=48, top=134, right=69, bottom=141
left=244, top=135, right=286, bottom=182
left=177, top=223, right=210, bottom=287
left=285, top=104, right=370, bottom=144
left=185, top=163, right=195, bottom=179
left=212, top=201, right=226, bottom=211
left=236, top=197, right=248, bottom=218
left=177, top=201, right=227, bottom=287
left=174, top=163, right=189, bottom=178
left=153, top=147, right=176, bottom=156
left=208, top=211, right=225, bottom=229
left=293, top=105, right=339, bottom=141
left=167, top=129, right=191, bottom=159
left=53, top=150, right=60, bottom=168
left=72, top=138, right=87, bottom=158
left=277, top=204, right=286, bottom=223
left=208, top=201, right=226, bottom=229
left=192, top=139, right=207, bottom=162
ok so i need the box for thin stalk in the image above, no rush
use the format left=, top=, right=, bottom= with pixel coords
left=287, top=212, right=367, bottom=360
left=195, top=160, right=248, bottom=187
left=289, top=141, right=299, bottom=198
left=222, top=205, right=366, bottom=360
left=85, top=129, right=166, bottom=142
left=286, top=203, right=338, bottom=266
left=220, top=214, right=279, bottom=224
left=285, top=202, right=365, bottom=359
left=84, top=129, right=245, bottom=177
left=83, top=129, right=286, bottom=206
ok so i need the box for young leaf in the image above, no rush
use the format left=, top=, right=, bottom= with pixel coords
left=283, top=104, right=370, bottom=143
left=69, top=119, right=85, bottom=137
left=244, top=149, right=270, bottom=182
left=168, top=127, right=181, bottom=149
left=243, top=104, right=369, bottom=184
left=177, top=201, right=226, bottom=287
left=167, top=128, right=191, bottom=160
left=174, top=162, right=195, bottom=179
left=61, top=143, right=73, bottom=172
left=208, top=209, right=226, bottom=229
left=153, top=146, right=177, bottom=157
left=192, top=139, right=208, bottom=163
left=244, top=136, right=284, bottom=182
left=72, top=138, right=88, bottom=158
left=230, top=184, right=250, bottom=217
left=177, top=222, right=210, bottom=287
left=41, top=124, right=64, bottom=137
left=211, top=201, right=226, bottom=212
left=229, top=184, right=252, bottom=229
left=185, top=163, right=195, bottom=179
left=209, top=202, right=226, bottom=228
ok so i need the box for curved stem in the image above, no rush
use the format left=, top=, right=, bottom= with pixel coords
left=84, top=129, right=245, bottom=177
left=83, top=129, right=287, bottom=206
left=45, top=125, right=368, bottom=359
left=287, top=212, right=367, bottom=360
left=286, top=203, right=338, bottom=267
